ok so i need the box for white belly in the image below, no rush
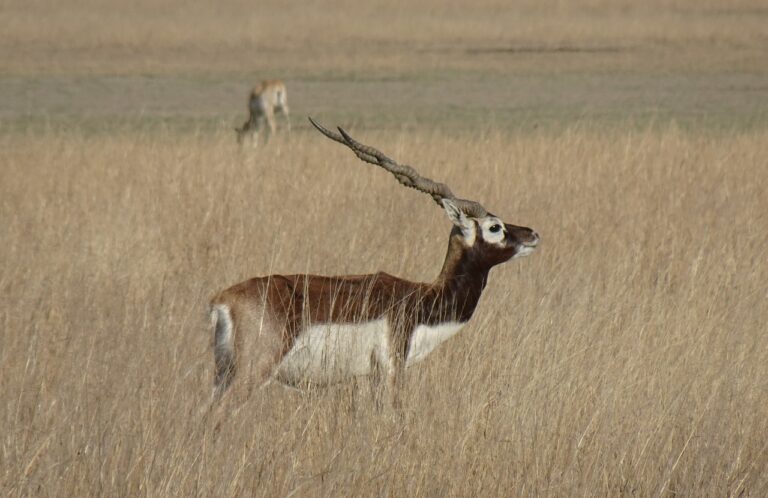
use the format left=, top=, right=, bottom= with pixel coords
left=276, top=319, right=390, bottom=385
left=406, top=322, right=465, bottom=366
left=275, top=319, right=467, bottom=385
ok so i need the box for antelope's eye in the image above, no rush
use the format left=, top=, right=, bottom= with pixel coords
left=489, top=224, right=502, bottom=233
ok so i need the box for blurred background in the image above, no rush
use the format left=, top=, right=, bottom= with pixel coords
left=2, top=0, right=766, bottom=132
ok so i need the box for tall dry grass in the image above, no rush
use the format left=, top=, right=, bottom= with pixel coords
left=1, top=123, right=767, bottom=496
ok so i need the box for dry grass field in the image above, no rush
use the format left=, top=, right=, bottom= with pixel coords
left=2, top=0, right=768, bottom=496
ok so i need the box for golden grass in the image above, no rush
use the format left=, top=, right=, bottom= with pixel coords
left=2, top=0, right=767, bottom=494
left=2, top=123, right=767, bottom=496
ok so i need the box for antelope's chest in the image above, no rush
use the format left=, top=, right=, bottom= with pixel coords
left=406, top=322, right=465, bottom=366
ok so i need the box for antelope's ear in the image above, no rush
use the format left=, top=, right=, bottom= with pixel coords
left=442, top=198, right=474, bottom=239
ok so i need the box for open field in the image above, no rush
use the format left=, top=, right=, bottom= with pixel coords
left=3, top=126, right=768, bottom=496
left=2, top=0, right=768, bottom=496
left=1, top=0, right=767, bottom=132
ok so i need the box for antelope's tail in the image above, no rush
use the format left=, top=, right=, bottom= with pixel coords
left=210, top=304, right=235, bottom=401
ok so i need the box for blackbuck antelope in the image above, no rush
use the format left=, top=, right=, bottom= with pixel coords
left=210, top=118, right=539, bottom=405
left=235, top=80, right=290, bottom=146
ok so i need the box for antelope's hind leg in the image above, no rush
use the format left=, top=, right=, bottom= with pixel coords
left=279, top=103, right=291, bottom=132
left=210, top=303, right=280, bottom=401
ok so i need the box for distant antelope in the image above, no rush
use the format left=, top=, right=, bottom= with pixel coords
left=235, top=80, right=290, bottom=146
left=210, top=118, right=539, bottom=405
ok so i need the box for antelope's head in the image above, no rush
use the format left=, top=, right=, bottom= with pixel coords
left=441, top=198, right=539, bottom=268
left=308, top=117, right=539, bottom=269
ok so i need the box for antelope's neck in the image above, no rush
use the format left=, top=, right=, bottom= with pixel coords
left=427, top=235, right=489, bottom=324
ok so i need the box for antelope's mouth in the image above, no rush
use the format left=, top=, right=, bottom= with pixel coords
left=515, top=232, right=540, bottom=257
left=516, top=245, right=536, bottom=257
left=524, top=231, right=540, bottom=248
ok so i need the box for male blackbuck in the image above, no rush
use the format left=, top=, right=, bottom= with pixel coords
left=210, top=118, right=539, bottom=405
left=235, top=80, right=290, bottom=146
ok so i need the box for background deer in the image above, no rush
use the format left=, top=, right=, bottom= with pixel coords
left=210, top=118, right=539, bottom=405
left=235, top=80, right=290, bottom=146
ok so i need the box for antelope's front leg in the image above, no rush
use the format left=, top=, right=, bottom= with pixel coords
left=386, top=353, right=405, bottom=410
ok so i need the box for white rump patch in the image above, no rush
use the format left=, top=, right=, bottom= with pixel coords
left=276, top=319, right=390, bottom=385
left=406, top=322, right=466, bottom=366
left=212, top=304, right=233, bottom=349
